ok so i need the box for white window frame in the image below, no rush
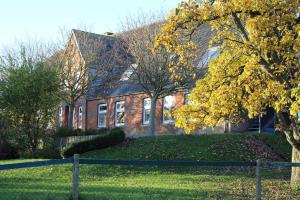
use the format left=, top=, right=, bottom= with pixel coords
left=143, top=98, right=151, bottom=125
left=198, top=47, right=219, bottom=67
left=98, top=103, right=107, bottom=128
left=163, top=95, right=175, bottom=124
left=59, top=107, right=63, bottom=127
left=72, top=107, right=75, bottom=128
left=184, top=92, right=191, bottom=105
left=78, top=106, right=83, bottom=129
left=115, top=101, right=125, bottom=127
left=74, top=71, right=81, bottom=90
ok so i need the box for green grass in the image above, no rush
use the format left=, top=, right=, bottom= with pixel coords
left=0, top=133, right=299, bottom=199
left=83, top=134, right=258, bottom=161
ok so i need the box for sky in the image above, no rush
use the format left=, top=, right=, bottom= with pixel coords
left=0, top=0, right=182, bottom=48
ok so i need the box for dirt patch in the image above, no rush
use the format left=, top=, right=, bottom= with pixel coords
left=242, top=137, right=285, bottom=161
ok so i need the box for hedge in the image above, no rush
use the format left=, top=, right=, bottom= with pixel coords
left=56, top=127, right=108, bottom=137
left=61, top=128, right=125, bottom=158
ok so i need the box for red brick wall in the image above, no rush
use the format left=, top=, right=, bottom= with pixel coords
left=107, top=97, right=115, bottom=129
left=86, top=99, right=98, bottom=130
left=84, top=91, right=186, bottom=135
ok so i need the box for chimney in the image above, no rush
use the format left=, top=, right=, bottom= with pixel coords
left=103, top=32, right=114, bottom=36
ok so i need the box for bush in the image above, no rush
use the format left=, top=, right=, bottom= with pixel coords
left=55, top=127, right=75, bottom=137
left=61, top=128, right=125, bottom=158
left=0, top=139, right=19, bottom=159
left=56, top=127, right=109, bottom=137
left=73, top=128, right=84, bottom=136
left=85, top=128, right=108, bottom=135
left=36, top=132, right=61, bottom=159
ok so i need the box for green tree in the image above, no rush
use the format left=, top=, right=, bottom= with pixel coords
left=0, top=47, right=61, bottom=157
left=156, top=0, right=300, bottom=185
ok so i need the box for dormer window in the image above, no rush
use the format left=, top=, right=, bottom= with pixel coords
left=120, top=64, right=137, bottom=80
left=198, top=47, right=219, bottom=67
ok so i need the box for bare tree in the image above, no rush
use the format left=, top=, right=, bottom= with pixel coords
left=53, top=28, right=129, bottom=128
left=118, top=13, right=196, bottom=135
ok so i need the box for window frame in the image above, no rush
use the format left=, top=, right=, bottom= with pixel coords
left=78, top=106, right=83, bottom=129
left=184, top=92, right=191, bottom=105
left=115, top=101, right=125, bottom=127
left=72, top=107, right=75, bottom=128
left=97, top=103, right=107, bottom=128
left=198, top=47, right=219, bottom=67
left=162, top=95, right=175, bottom=124
left=142, top=98, right=151, bottom=125
left=59, top=107, right=63, bottom=127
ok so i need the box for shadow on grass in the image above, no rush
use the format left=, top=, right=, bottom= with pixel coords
left=0, top=190, right=70, bottom=200
left=79, top=185, right=250, bottom=200
left=0, top=164, right=295, bottom=200
left=79, top=164, right=291, bottom=180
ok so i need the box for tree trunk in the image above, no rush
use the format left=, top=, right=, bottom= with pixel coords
left=28, top=131, right=37, bottom=158
left=291, top=146, right=300, bottom=188
left=149, top=96, right=157, bottom=136
left=68, top=104, right=74, bottom=128
left=31, top=145, right=37, bottom=158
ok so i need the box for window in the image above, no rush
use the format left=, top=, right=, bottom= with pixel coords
left=59, top=107, right=63, bottom=127
left=184, top=92, right=191, bottom=105
left=78, top=106, right=83, bottom=129
left=115, top=101, right=125, bottom=126
left=98, top=104, right=107, bottom=128
left=72, top=107, right=75, bottom=128
left=120, top=64, right=136, bottom=80
left=198, top=47, right=219, bottom=67
left=143, top=98, right=151, bottom=125
left=74, top=71, right=81, bottom=90
left=163, top=95, right=175, bottom=124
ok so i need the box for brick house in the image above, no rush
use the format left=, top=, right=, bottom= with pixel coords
left=58, top=28, right=276, bottom=136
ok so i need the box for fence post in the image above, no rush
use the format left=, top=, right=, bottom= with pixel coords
left=256, top=159, right=262, bottom=200
left=72, top=154, right=80, bottom=200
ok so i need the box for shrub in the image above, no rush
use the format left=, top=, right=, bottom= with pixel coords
left=61, top=128, right=125, bottom=158
left=56, top=127, right=109, bottom=137
left=36, top=133, right=61, bottom=159
left=0, top=139, right=19, bottom=159
left=83, top=129, right=97, bottom=135
left=85, top=128, right=108, bottom=135
left=73, top=128, right=84, bottom=136
left=55, top=127, right=75, bottom=137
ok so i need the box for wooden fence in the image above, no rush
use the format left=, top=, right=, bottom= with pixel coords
left=59, top=135, right=100, bottom=149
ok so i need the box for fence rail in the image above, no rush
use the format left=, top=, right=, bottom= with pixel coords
left=1, top=155, right=300, bottom=200
left=263, top=161, right=300, bottom=167
left=0, top=159, right=72, bottom=171
left=79, top=158, right=256, bottom=167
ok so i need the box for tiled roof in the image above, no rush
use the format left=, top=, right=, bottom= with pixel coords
left=108, top=81, right=144, bottom=97
left=73, top=22, right=213, bottom=99
left=72, top=29, right=135, bottom=98
left=72, top=29, right=132, bottom=66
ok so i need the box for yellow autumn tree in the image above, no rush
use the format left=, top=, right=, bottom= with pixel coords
left=156, top=0, right=300, bottom=185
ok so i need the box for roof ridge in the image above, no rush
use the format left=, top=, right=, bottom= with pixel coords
left=72, top=29, right=116, bottom=39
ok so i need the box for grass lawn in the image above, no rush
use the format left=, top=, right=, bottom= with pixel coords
left=0, top=133, right=299, bottom=199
